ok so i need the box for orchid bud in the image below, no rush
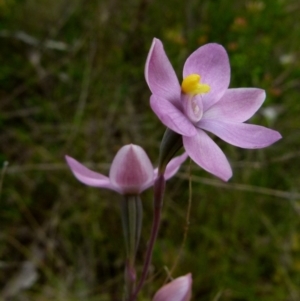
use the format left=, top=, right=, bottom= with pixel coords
left=153, top=274, right=192, bottom=301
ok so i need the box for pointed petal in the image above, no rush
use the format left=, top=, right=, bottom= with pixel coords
left=203, top=88, right=266, bottom=122
left=153, top=274, right=192, bottom=301
left=109, top=144, right=154, bottom=194
left=164, top=152, right=188, bottom=179
left=183, top=130, right=232, bottom=181
left=65, top=155, right=115, bottom=190
left=153, top=152, right=188, bottom=181
left=198, top=120, right=282, bottom=149
left=145, top=38, right=181, bottom=108
left=183, top=43, right=230, bottom=111
left=150, top=95, right=197, bottom=137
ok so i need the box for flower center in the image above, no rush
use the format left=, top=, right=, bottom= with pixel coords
left=181, top=74, right=210, bottom=95
left=181, top=74, right=210, bottom=123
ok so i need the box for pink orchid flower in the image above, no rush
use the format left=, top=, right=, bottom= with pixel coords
left=145, top=38, right=282, bottom=181
left=66, top=144, right=187, bottom=195
left=153, top=274, right=192, bottom=301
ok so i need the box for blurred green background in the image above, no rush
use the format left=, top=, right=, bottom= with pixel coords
left=1, top=0, right=300, bottom=300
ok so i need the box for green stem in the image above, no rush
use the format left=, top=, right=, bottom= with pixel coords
left=121, top=195, right=143, bottom=300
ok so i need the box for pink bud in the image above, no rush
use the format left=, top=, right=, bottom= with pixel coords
left=153, top=274, right=192, bottom=301
left=109, top=144, right=154, bottom=194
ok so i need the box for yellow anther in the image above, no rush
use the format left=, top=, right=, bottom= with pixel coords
left=181, top=74, right=210, bottom=95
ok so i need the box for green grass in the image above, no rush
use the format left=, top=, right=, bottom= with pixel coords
left=1, top=0, right=300, bottom=300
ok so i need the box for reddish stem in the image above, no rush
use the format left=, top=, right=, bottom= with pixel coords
left=131, top=175, right=165, bottom=300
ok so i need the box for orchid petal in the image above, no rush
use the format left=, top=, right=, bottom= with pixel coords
left=153, top=274, right=192, bottom=301
left=153, top=152, right=188, bottom=181
left=65, top=155, right=115, bottom=190
left=109, top=144, right=154, bottom=194
left=183, top=43, right=230, bottom=111
left=183, top=130, right=232, bottom=181
left=203, top=88, right=266, bottom=122
left=145, top=38, right=181, bottom=108
left=150, top=95, right=197, bottom=137
left=198, top=120, right=282, bottom=149
left=164, top=152, right=188, bottom=179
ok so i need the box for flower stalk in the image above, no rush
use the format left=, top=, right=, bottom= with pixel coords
left=131, top=174, right=166, bottom=300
